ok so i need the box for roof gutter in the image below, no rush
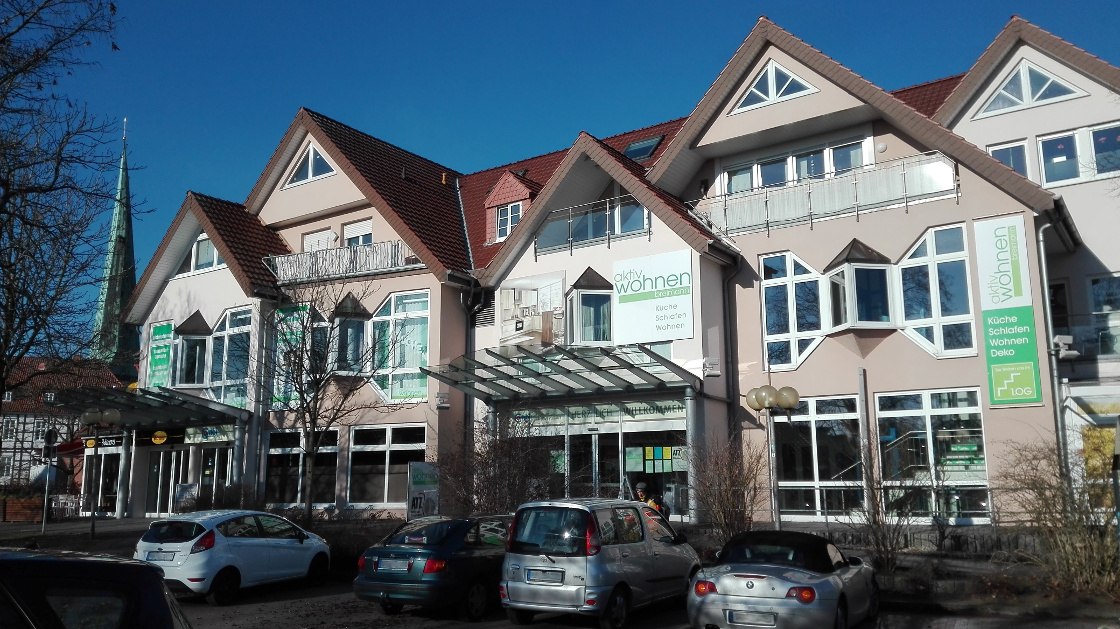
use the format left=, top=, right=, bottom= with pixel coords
left=1043, top=194, right=1081, bottom=254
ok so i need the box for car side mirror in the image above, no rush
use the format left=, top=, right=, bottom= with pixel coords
left=298, top=531, right=308, bottom=544
left=847, top=556, right=863, bottom=566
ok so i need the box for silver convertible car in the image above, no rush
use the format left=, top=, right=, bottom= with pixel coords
left=686, top=530, right=878, bottom=629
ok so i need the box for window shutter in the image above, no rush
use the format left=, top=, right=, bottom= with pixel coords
left=303, top=230, right=332, bottom=252
left=343, top=219, right=372, bottom=242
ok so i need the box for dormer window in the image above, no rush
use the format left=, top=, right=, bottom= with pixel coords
left=175, top=235, right=225, bottom=276
left=978, top=61, right=1081, bottom=117
left=496, top=202, right=522, bottom=241
left=284, top=145, right=335, bottom=187
left=733, top=60, right=817, bottom=113
left=43, top=392, right=55, bottom=403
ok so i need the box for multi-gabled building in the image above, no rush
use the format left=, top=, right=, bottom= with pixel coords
left=68, top=16, right=1117, bottom=525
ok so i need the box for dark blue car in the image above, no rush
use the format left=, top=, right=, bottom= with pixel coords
left=353, top=514, right=512, bottom=621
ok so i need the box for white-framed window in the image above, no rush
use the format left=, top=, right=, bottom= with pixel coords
left=733, top=59, right=817, bottom=113
left=496, top=202, right=522, bottom=241
left=773, top=395, right=864, bottom=518
left=348, top=424, right=426, bottom=505
left=42, top=392, right=55, bottom=403
left=284, top=145, right=335, bottom=188
left=566, top=290, right=612, bottom=345
left=209, top=307, right=252, bottom=407
left=898, top=225, right=975, bottom=357
left=1, top=418, right=15, bottom=441
left=32, top=418, right=46, bottom=442
left=825, top=264, right=894, bottom=330
left=876, top=388, right=989, bottom=520
left=977, top=60, right=1081, bottom=118
left=334, top=317, right=367, bottom=374
left=371, top=291, right=430, bottom=402
left=263, top=429, right=338, bottom=505
left=270, top=305, right=330, bottom=410
left=175, top=235, right=225, bottom=276
left=988, top=141, right=1029, bottom=178
left=760, top=252, right=823, bottom=369
left=303, top=229, right=333, bottom=253
left=1037, top=122, right=1120, bottom=186
left=724, top=139, right=868, bottom=195
left=174, top=335, right=208, bottom=386
left=536, top=195, right=648, bottom=251
left=0, top=455, right=12, bottom=481
left=344, top=220, right=373, bottom=247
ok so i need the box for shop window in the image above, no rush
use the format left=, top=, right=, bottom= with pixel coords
left=348, top=425, right=426, bottom=505
left=263, top=429, right=337, bottom=505
left=773, top=395, right=863, bottom=518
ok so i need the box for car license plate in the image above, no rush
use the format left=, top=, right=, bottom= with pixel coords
left=146, top=551, right=175, bottom=562
left=727, top=610, right=776, bottom=626
left=526, top=569, right=563, bottom=584
left=378, top=559, right=408, bottom=572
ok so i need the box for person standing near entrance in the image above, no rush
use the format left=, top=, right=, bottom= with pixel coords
left=634, top=482, right=668, bottom=516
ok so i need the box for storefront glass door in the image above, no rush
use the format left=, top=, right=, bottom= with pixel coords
left=145, top=449, right=189, bottom=516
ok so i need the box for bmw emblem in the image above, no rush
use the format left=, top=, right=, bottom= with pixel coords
left=746, top=581, right=754, bottom=589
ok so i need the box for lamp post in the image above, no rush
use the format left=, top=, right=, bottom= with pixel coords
left=80, top=408, right=121, bottom=539
left=746, top=385, right=800, bottom=532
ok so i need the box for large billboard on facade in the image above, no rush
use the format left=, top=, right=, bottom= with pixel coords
left=612, top=250, right=695, bottom=344
left=147, top=322, right=173, bottom=388
left=973, top=215, right=1042, bottom=406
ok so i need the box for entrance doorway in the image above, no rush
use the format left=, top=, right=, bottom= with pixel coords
left=196, top=446, right=233, bottom=509
left=145, top=449, right=189, bottom=516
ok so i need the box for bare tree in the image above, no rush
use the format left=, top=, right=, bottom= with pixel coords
left=0, top=1, right=119, bottom=436
left=258, top=280, right=421, bottom=525
left=434, top=409, right=553, bottom=516
left=688, top=435, right=769, bottom=546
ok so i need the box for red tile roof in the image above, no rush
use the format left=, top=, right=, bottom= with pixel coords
left=4, top=358, right=122, bottom=417
left=190, top=192, right=291, bottom=297
left=459, top=118, right=686, bottom=269
left=892, top=75, right=964, bottom=118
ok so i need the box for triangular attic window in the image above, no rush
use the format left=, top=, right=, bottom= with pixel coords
left=734, top=60, right=816, bottom=112
left=978, top=61, right=1081, bottom=116
left=285, top=145, right=335, bottom=187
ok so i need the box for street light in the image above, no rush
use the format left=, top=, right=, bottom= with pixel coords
left=80, top=408, right=121, bottom=540
left=746, top=385, right=800, bottom=532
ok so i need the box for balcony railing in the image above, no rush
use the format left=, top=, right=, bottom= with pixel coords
left=264, top=240, right=422, bottom=285
left=691, top=151, right=957, bottom=233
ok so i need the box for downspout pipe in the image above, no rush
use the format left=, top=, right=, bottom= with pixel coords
left=1038, top=221, right=1072, bottom=496
left=723, top=252, right=745, bottom=439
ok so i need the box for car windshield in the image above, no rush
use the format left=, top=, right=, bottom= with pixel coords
left=141, top=520, right=205, bottom=544
left=508, top=507, right=589, bottom=557
left=382, top=519, right=458, bottom=546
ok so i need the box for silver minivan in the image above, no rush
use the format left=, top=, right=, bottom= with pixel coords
left=500, top=498, right=700, bottom=629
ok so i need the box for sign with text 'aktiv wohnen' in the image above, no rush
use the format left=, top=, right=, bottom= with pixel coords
left=612, top=250, right=694, bottom=344
left=974, top=215, right=1042, bottom=405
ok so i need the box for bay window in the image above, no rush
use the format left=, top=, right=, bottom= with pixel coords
left=567, top=290, right=612, bottom=345
left=826, top=264, right=894, bottom=329
left=335, top=318, right=366, bottom=373
left=174, top=336, right=207, bottom=386
left=760, top=252, right=822, bottom=369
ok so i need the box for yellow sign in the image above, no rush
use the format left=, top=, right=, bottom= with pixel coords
left=152, top=430, right=168, bottom=445
left=84, top=438, right=96, bottom=449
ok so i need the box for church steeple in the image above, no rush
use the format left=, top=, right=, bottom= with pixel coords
left=92, top=120, right=140, bottom=382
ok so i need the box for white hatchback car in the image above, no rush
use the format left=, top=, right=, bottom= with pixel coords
left=134, top=509, right=330, bottom=605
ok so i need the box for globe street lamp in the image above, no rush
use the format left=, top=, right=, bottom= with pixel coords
left=746, top=385, right=800, bottom=532
left=80, top=408, right=122, bottom=539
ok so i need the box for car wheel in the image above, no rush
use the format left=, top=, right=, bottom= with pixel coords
left=458, top=581, right=489, bottom=621
left=306, top=554, right=329, bottom=585
left=506, top=608, right=535, bottom=625
left=867, top=580, right=881, bottom=620
left=833, top=600, right=847, bottom=629
left=598, top=588, right=629, bottom=629
left=380, top=602, right=404, bottom=615
left=205, top=568, right=240, bottom=606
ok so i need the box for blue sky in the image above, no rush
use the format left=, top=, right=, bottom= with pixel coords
left=66, top=1, right=1120, bottom=273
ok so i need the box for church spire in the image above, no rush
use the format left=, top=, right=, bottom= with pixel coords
left=92, top=120, right=140, bottom=382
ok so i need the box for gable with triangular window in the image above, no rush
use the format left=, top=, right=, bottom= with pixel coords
left=284, top=144, right=336, bottom=187
left=976, top=60, right=1083, bottom=117
left=733, top=59, right=818, bottom=113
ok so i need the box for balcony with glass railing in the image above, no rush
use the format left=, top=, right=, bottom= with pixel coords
left=691, top=151, right=957, bottom=234
left=264, top=240, right=423, bottom=285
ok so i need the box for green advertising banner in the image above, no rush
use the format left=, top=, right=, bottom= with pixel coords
left=147, top=322, right=173, bottom=388
left=974, top=215, right=1042, bottom=405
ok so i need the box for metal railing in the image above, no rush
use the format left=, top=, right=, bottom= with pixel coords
left=691, top=151, right=957, bottom=233
left=264, top=240, right=422, bottom=285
